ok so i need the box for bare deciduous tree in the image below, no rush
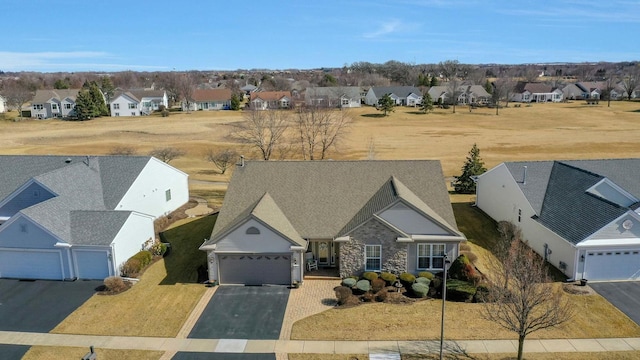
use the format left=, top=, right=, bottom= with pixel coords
left=231, top=109, right=290, bottom=160
left=483, top=234, right=573, bottom=360
left=294, top=106, right=351, bottom=160
left=1, top=79, right=35, bottom=121
left=492, top=76, right=517, bottom=115
left=206, top=148, right=239, bottom=174
left=620, top=67, right=639, bottom=101
left=439, top=60, right=468, bottom=113
left=109, top=146, right=137, bottom=155
left=149, top=147, right=185, bottom=163
left=179, top=74, right=195, bottom=112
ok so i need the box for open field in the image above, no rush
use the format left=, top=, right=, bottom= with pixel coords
left=2, top=101, right=639, bottom=193
left=23, top=347, right=162, bottom=360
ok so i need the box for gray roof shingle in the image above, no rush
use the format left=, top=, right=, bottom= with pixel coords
left=206, top=160, right=458, bottom=245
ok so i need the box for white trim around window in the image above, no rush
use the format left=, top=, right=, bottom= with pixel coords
left=365, top=244, right=381, bottom=272
left=417, top=243, right=445, bottom=270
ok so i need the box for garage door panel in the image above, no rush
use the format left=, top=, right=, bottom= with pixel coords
left=0, top=249, right=63, bottom=280
left=219, top=254, right=291, bottom=285
left=584, top=250, right=640, bottom=281
left=74, top=251, right=110, bottom=280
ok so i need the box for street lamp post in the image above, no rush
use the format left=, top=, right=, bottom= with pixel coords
left=440, top=255, right=450, bottom=360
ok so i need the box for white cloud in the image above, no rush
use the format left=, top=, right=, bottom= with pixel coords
left=363, top=20, right=403, bottom=39
left=0, top=51, right=167, bottom=72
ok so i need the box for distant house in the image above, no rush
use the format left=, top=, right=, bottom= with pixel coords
left=305, top=86, right=362, bottom=108
left=110, top=90, right=168, bottom=117
left=427, top=85, right=491, bottom=105
left=250, top=91, right=292, bottom=110
left=0, top=155, right=189, bottom=280
left=183, top=89, right=232, bottom=111
left=365, top=86, right=423, bottom=107
left=511, top=82, right=563, bottom=103
left=30, top=89, right=80, bottom=119
left=240, top=84, right=258, bottom=96
left=562, top=83, right=585, bottom=100
left=0, top=95, right=6, bottom=113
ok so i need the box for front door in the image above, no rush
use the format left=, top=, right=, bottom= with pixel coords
left=318, top=241, right=331, bottom=266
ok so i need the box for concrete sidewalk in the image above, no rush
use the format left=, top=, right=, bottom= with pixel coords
left=2, top=331, right=640, bottom=355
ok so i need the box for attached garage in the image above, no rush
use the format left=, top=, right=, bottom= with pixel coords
left=584, top=250, right=640, bottom=281
left=74, top=250, right=111, bottom=280
left=218, top=253, right=291, bottom=285
left=0, top=249, right=64, bottom=280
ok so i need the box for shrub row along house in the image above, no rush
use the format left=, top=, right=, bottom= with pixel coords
left=477, top=159, right=640, bottom=282
left=0, top=155, right=188, bottom=280
left=200, top=160, right=465, bottom=286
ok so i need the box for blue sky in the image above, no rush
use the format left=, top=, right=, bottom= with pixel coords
left=2, top=1, right=638, bottom=72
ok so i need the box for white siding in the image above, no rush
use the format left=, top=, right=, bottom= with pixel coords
left=378, top=203, right=451, bottom=235
left=110, top=95, right=140, bottom=117
left=111, top=212, right=155, bottom=275
left=476, top=163, right=578, bottom=278
left=116, top=158, right=189, bottom=218
left=365, top=89, right=379, bottom=106
left=0, top=96, right=6, bottom=113
left=215, top=218, right=294, bottom=253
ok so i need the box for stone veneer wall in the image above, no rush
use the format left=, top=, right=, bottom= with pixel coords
left=339, top=218, right=407, bottom=278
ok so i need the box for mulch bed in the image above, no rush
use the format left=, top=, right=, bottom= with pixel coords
left=562, top=282, right=596, bottom=295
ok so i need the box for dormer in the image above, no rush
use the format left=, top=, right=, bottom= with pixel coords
left=587, top=178, right=638, bottom=208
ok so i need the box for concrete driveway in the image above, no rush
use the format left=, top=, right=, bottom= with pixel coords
left=0, top=279, right=101, bottom=332
left=172, top=353, right=275, bottom=360
left=188, top=286, right=290, bottom=340
left=591, top=282, right=640, bottom=326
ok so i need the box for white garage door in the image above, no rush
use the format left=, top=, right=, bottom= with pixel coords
left=0, top=249, right=64, bottom=280
left=218, top=253, right=291, bottom=285
left=75, top=250, right=111, bottom=280
left=584, top=250, right=640, bottom=281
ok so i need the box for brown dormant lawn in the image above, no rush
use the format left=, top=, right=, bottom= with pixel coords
left=23, top=347, right=163, bottom=360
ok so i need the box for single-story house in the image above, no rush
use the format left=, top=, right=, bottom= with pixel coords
left=200, top=160, right=465, bottom=286
left=182, top=89, right=232, bottom=111
left=250, top=91, right=292, bottom=110
left=30, top=89, right=80, bottom=119
left=305, top=86, right=362, bottom=108
left=476, top=159, right=640, bottom=282
left=511, top=82, right=563, bottom=103
left=110, top=90, right=168, bottom=116
left=0, top=155, right=189, bottom=280
left=364, top=86, right=423, bottom=107
left=427, top=85, right=491, bottom=105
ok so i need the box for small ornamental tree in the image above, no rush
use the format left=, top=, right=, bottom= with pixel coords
left=377, top=93, right=395, bottom=116
left=230, top=93, right=242, bottom=110
left=453, top=143, right=486, bottom=194
left=420, top=93, right=434, bottom=114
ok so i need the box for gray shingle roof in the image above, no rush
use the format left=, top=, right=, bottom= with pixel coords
left=503, top=159, right=640, bottom=245
left=32, top=89, right=80, bottom=104
left=206, top=160, right=457, bottom=245
left=305, top=87, right=362, bottom=100
left=0, top=155, right=152, bottom=245
left=71, top=211, right=133, bottom=245
left=370, top=86, right=422, bottom=98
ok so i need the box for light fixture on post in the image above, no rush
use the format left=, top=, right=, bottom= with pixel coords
left=440, top=254, right=451, bottom=360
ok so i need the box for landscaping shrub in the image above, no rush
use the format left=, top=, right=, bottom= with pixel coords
left=416, top=277, right=431, bottom=287
left=474, top=284, right=492, bottom=303
left=417, top=271, right=434, bottom=280
left=362, top=271, right=379, bottom=281
left=103, top=276, right=128, bottom=293
left=131, top=250, right=153, bottom=268
left=120, top=258, right=141, bottom=277
left=343, top=295, right=361, bottom=306
left=446, top=279, right=477, bottom=302
left=355, top=279, right=371, bottom=293
left=334, top=286, right=353, bottom=305
left=449, top=254, right=479, bottom=282
left=362, top=291, right=375, bottom=302
left=371, top=278, right=386, bottom=292
left=380, top=272, right=397, bottom=285
left=412, top=283, right=429, bottom=298
left=341, top=278, right=357, bottom=288
left=399, top=272, right=416, bottom=288
left=459, top=242, right=471, bottom=251
left=375, top=289, right=388, bottom=302
left=460, top=250, right=478, bottom=264
left=151, top=242, right=168, bottom=257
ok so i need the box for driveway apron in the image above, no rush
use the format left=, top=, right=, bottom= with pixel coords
left=0, top=279, right=101, bottom=332
left=188, top=286, right=290, bottom=340
left=591, top=282, right=640, bottom=326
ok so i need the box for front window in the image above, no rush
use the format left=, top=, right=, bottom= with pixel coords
left=341, top=98, right=349, bottom=106
left=365, top=245, right=381, bottom=271
left=65, top=103, right=72, bottom=109
left=113, top=103, right=120, bottom=110
left=417, top=244, right=445, bottom=270
left=128, top=103, right=137, bottom=109
left=52, top=104, right=58, bottom=110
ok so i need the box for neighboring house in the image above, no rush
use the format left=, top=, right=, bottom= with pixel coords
left=110, top=90, right=168, bottom=117
left=0, top=155, right=189, bottom=280
left=562, top=83, right=585, bottom=100
left=240, top=84, right=258, bottom=96
left=250, top=91, right=292, bottom=110
left=30, top=89, right=80, bottom=119
left=182, top=89, right=232, bottom=111
left=365, top=86, right=423, bottom=107
left=200, top=160, right=465, bottom=286
left=476, top=159, right=640, bottom=282
left=511, top=82, right=563, bottom=103
left=0, top=95, right=6, bottom=113
left=305, top=86, right=362, bottom=108
left=427, top=85, right=491, bottom=105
